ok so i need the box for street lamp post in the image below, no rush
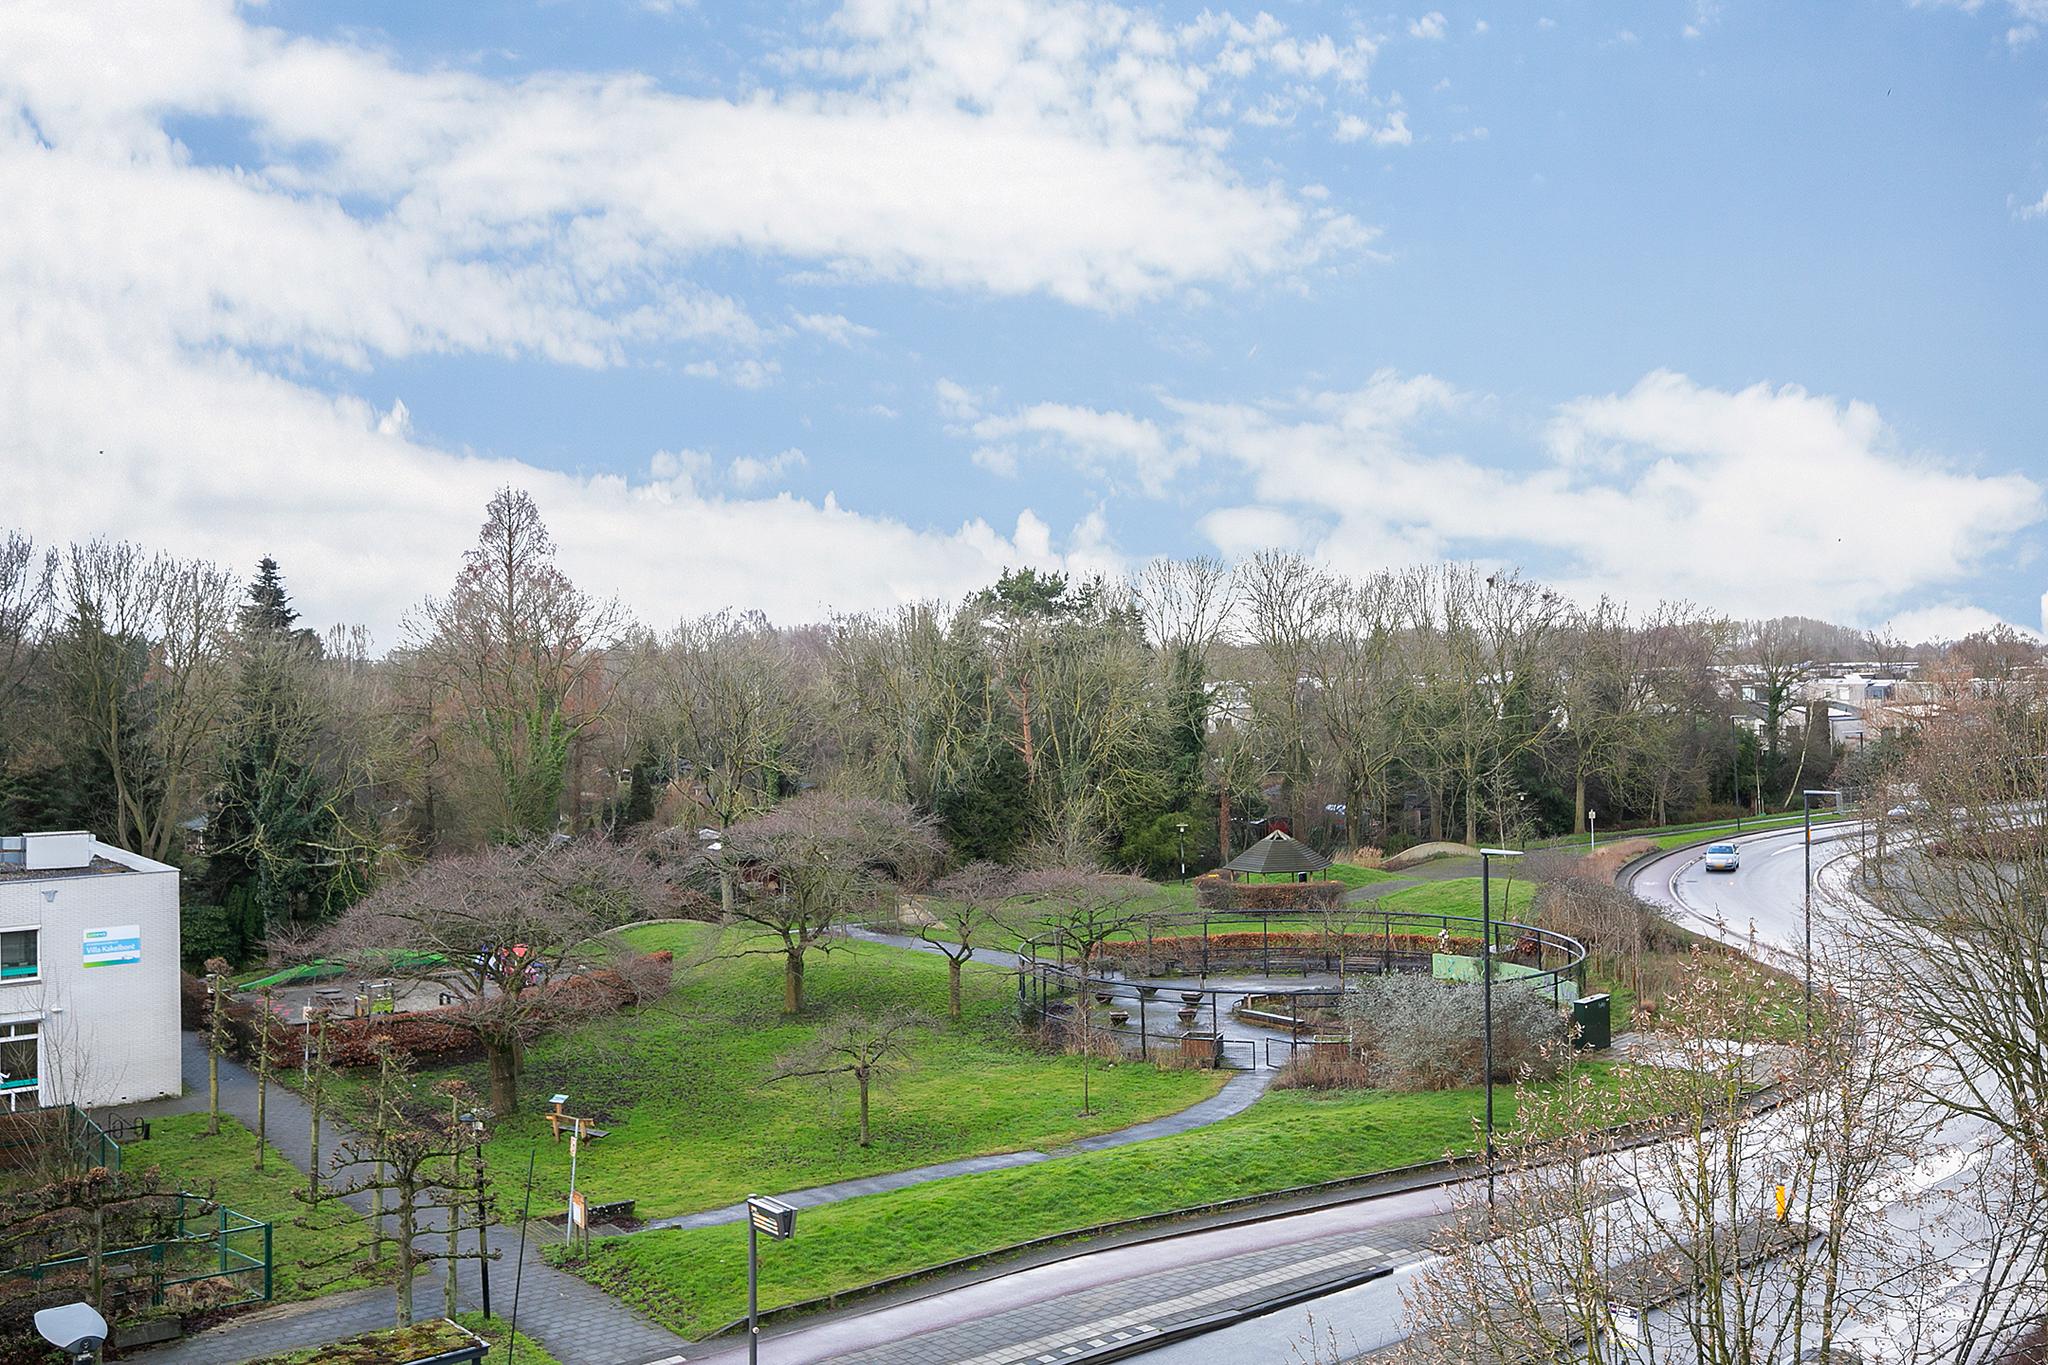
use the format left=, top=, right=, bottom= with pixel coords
left=1801, top=788, right=1843, bottom=1029
left=460, top=1111, right=491, bottom=1320
left=1176, top=822, right=1190, bottom=885
left=1479, top=847, right=1524, bottom=1215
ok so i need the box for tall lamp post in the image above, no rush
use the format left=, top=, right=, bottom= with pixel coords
left=1176, top=821, right=1190, bottom=884
left=1479, top=847, right=1524, bottom=1214
left=1801, top=788, right=1843, bottom=1028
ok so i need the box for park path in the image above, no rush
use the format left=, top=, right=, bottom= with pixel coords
left=114, top=1034, right=690, bottom=1365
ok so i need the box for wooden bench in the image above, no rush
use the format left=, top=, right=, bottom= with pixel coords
left=546, top=1100, right=611, bottom=1143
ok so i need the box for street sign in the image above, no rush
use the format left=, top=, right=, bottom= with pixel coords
left=747, top=1195, right=796, bottom=1240
left=1609, top=1302, right=1644, bottom=1344
left=570, top=1192, right=588, bottom=1229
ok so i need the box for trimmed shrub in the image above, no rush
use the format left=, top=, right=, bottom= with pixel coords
left=1193, top=874, right=1346, bottom=910
left=1343, top=974, right=1565, bottom=1091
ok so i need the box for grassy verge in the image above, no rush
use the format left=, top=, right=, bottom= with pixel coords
left=1372, top=877, right=1538, bottom=920
left=243, top=1315, right=560, bottom=1365
left=313, top=924, right=1226, bottom=1224
left=120, top=1113, right=378, bottom=1302
left=565, top=1064, right=1635, bottom=1338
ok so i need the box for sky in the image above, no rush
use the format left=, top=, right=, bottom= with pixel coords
left=2, top=0, right=2045, bottom=647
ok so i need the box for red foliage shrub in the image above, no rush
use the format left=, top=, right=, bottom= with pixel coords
left=254, top=950, right=676, bottom=1069
left=1192, top=874, right=1346, bottom=910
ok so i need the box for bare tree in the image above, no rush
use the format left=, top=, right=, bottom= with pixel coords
left=767, top=1010, right=929, bottom=1147
left=1396, top=963, right=1937, bottom=1365
left=318, top=837, right=670, bottom=1112
left=48, top=539, right=239, bottom=860
left=713, top=792, right=943, bottom=1014
left=923, top=861, right=1014, bottom=1021
left=1007, top=867, right=1161, bottom=1115
left=405, top=488, right=624, bottom=840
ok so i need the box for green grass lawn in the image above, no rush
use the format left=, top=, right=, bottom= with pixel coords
left=565, top=1063, right=1636, bottom=1338
left=119, top=1113, right=379, bottom=1302
left=321, top=924, right=1227, bottom=1224
left=1372, top=876, right=1538, bottom=920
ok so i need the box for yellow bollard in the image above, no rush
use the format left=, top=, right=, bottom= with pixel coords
left=1775, top=1184, right=1788, bottom=1221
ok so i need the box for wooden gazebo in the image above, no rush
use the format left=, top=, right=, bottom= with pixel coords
left=1217, top=830, right=1333, bottom=882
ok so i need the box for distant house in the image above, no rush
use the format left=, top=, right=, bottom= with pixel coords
left=0, top=831, right=183, bottom=1110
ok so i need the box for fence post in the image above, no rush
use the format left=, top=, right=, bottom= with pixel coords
left=263, top=1221, right=274, bottom=1300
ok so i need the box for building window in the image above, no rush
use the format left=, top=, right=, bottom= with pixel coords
left=0, top=930, right=35, bottom=982
left=0, top=1019, right=38, bottom=1103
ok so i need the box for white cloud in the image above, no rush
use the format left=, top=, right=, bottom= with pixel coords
left=728, top=448, right=808, bottom=490
left=2009, top=23, right=2040, bottom=46
left=2018, top=189, right=2048, bottom=219
left=967, top=402, right=1193, bottom=496
left=0, top=327, right=1109, bottom=637
left=1335, top=110, right=1413, bottom=146
left=1880, top=603, right=2040, bottom=643
left=792, top=312, right=878, bottom=346
left=1407, top=12, right=1449, bottom=40
left=961, top=370, right=2042, bottom=626
left=1473, top=20, right=1491, bottom=35
left=0, top=0, right=1375, bottom=326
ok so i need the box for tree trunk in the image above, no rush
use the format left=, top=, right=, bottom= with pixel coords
left=857, top=1072, right=870, bottom=1147
left=487, top=1039, right=520, bottom=1114
left=947, top=959, right=963, bottom=1022
left=1573, top=767, right=1587, bottom=836
left=783, top=949, right=805, bottom=1015
left=395, top=1188, right=417, bottom=1326
left=1217, top=787, right=1232, bottom=861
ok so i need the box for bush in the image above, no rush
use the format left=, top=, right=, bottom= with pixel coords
left=1192, top=874, right=1345, bottom=910
left=1271, top=1049, right=1377, bottom=1090
left=1343, top=975, right=1565, bottom=1091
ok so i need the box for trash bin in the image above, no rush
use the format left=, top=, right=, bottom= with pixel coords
left=1571, top=993, right=1611, bottom=1050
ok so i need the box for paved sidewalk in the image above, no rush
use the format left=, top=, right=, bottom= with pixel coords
left=114, top=1034, right=689, bottom=1365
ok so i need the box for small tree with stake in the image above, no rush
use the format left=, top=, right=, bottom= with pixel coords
left=203, top=957, right=233, bottom=1136
left=1006, top=867, right=1160, bottom=1116
left=922, top=861, right=1014, bottom=1021
left=767, top=1010, right=929, bottom=1147
left=296, top=1042, right=498, bottom=1327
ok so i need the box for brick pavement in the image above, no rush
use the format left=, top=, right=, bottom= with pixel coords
left=114, top=1034, right=689, bottom=1365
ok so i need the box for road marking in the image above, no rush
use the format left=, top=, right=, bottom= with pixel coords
left=944, top=1243, right=1385, bottom=1365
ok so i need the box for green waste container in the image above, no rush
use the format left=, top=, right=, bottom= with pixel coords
left=1571, top=992, right=1611, bottom=1050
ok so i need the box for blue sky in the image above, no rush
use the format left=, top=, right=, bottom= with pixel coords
left=2, top=0, right=2044, bottom=643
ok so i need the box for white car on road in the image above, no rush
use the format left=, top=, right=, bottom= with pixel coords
left=1703, top=842, right=1740, bottom=872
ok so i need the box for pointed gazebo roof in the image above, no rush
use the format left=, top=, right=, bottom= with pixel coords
left=1218, top=830, right=1333, bottom=877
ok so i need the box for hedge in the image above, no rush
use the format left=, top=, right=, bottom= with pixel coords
left=1192, top=874, right=1346, bottom=910
left=200, top=951, right=675, bottom=1069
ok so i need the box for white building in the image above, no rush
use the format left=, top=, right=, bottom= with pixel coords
left=0, top=831, right=183, bottom=1110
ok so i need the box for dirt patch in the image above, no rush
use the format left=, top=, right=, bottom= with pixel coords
left=1575, top=836, right=1660, bottom=882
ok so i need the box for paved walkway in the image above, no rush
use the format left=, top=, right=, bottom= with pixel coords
left=113, top=1034, right=689, bottom=1365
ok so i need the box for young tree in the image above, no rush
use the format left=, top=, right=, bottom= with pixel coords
left=923, top=861, right=1014, bottom=1021
left=1006, top=867, right=1161, bottom=1115
left=203, top=957, right=232, bottom=1136
left=405, top=488, right=623, bottom=840
left=318, top=837, right=669, bottom=1112
left=298, top=1043, right=495, bottom=1327
left=713, top=792, right=942, bottom=1014
left=767, top=1010, right=929, bottom=1147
